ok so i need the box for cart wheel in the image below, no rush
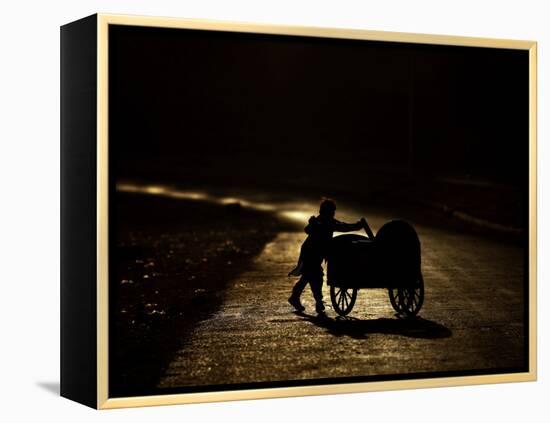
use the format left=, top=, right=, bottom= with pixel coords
left=330, top=285, right=357, bottom=316
left=388, top=273, right=424, bottom=317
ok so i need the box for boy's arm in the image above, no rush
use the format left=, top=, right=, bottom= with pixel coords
left=333, top=219, right=363, bottom=233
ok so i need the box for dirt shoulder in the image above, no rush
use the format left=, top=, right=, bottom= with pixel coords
left=109, top=192, right=297, bottom=397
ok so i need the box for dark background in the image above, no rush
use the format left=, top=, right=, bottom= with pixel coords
left=109, top=25, right=529, bottom=197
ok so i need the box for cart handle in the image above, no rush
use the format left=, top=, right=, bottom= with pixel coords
left=361, top=217, right=376, bottom=240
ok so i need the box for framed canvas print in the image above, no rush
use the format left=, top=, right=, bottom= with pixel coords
left=60, top=13, right=537, bottom=409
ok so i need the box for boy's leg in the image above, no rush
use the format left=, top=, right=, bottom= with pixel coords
left=288, top=277, right=307, bottom=311
left=309, top=276, right=325, bottom=313
left=291, top=277, right=307, bottom=297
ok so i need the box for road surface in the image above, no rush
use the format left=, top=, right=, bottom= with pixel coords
left=157, top=205, right=526, bottom=389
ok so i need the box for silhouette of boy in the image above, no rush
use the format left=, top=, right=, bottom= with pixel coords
left=288, top=199, right=366, bottom=313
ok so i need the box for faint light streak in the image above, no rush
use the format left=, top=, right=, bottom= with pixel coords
left=144, top=185, right=166, bottom=195
left=279, top=210, right=312, bottom=223
left=116, top=182, right=312, bottom=224
left=166, top=191, right=207, bottom=201
left=219, top=197, right=242, bottom=204
left=116, top=183, right=141, bottom=192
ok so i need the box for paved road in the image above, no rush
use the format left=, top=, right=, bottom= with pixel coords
left=158, top=205, right=526, bottom=389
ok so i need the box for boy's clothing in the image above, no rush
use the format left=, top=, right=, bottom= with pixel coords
left=289, top=215, right=363, bottom=311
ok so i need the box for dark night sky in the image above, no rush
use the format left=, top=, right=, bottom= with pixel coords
left=109, top=25, right=529, bottom=190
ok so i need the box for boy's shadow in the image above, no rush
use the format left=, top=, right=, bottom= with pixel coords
left=295, top=311, right=452, bottom=340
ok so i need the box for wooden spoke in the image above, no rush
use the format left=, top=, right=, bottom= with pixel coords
left=330, top=285, right=358, bottom=316
left=388, top=274, right=425, bottom=317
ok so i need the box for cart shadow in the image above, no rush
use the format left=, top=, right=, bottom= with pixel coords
left=295, top=311, right=452, bottom=340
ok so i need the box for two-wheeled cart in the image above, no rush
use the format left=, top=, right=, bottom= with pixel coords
left=327, top=220, right=424, bottom=317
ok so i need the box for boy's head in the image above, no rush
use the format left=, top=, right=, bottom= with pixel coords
left=319, top=198, right=336, bottom=218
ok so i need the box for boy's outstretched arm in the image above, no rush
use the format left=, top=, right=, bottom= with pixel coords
left=334, top=217, right=375, bottom=239
left=333, top=219, right=363, bottom=233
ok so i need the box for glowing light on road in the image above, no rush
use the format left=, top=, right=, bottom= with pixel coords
left=116, top=182, right=382, bottom=241
left=279, top=210, right=312, bottom=223
left=166, top=191, right=207, bottom=201
left=144, top=186, right=166, bottom=195
left=116, top=182, right=312, bottom=224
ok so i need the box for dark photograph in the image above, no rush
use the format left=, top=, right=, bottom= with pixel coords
left=107, top=24, right=529, bottom=398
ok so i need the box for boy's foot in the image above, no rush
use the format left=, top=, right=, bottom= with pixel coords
left=315, top=302, right=326, bottom=314
left=288, top=296, right=305, bottom=312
